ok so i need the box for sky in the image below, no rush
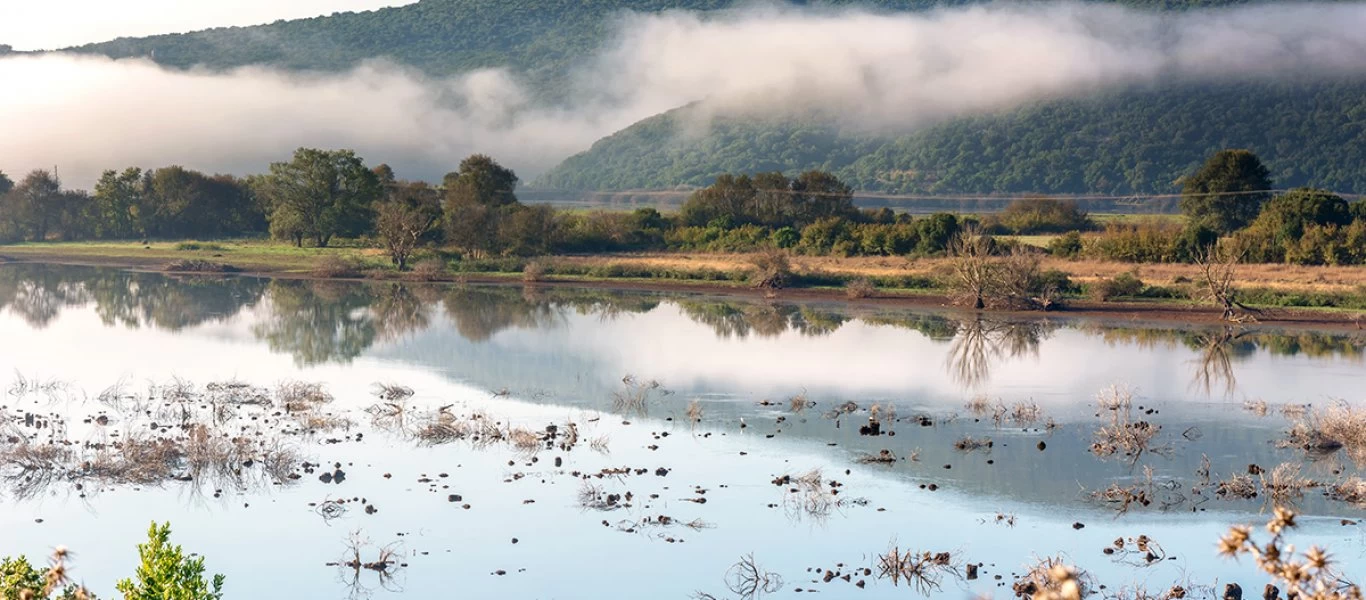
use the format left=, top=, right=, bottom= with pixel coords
left=0, top=0, right=418, bottom=51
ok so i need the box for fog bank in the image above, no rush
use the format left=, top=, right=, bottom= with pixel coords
left=2, top=2, right=1365, bottom=189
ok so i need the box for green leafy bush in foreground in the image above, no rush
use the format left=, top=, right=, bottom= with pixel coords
left=0, top=522, right=223, bottom=600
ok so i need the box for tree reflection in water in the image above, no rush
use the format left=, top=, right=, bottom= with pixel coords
left=946, top=316, right=1054, bottom=389
left=0, top=264, right=1361, bottom=377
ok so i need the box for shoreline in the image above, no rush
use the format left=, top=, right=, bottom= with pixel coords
left=3, top=248, right=1364, bottom=332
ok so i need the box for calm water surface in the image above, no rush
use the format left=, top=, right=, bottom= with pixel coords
left=0, top=264, right=1363, bottom=599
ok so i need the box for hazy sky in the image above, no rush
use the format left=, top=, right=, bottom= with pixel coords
left=0, top=0, right=418, bottom=51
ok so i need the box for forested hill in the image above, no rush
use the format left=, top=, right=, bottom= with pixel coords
left=536, top=80, right=1366, bottom=195
left=57, top=0, right=1364, bottom=196
left=66, top=0, right=1254, bottom=82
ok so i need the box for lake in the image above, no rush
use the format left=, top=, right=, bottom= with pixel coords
left=0, top=263, right=1362, bottom=599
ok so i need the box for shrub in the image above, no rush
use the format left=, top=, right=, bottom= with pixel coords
left=408, top=258, right=448, bottom=281
left=845, top=278, right=877, bottom=299
left=1091, top=272, right=1145, bottom=301
left=522, top=260, right=546, bottom=283
left=1048, top=231, right=1083, bottom=258
left=163, top=260, right=239, bottom=273
left=173, top=242, right=226, bottom=252
left=995, top=197, right=1092, bottom=234
left=116, top=522, right=225, bottom=600
left=311, top=255, right=362, bottom=278
left=771, top=227, right=800, bottom=249
left=749, top=248, right=792, bottom=290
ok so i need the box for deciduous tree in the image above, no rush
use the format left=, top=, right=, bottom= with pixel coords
left=261, top=148, right=381, bottom=247
left=1180, top=149, right=1273, bottom=234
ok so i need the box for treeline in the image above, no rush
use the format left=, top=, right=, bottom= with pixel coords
left=4, top=147, right=1364, bottom=267
left=0, top=167, right=265, bottom=243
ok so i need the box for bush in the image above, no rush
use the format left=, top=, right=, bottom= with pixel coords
left=174, top=242, right=227, bottom=251
left=522, top=260, right=546, bottom=283
left=749, top=248, right=792, bottom=289
left=311, top=254, right=362, bottom=278
left=1091, top=272, right=1146, bottom=301
left=117, top=522, right=224, bottom=600
left=995, top=197, right=1092, bottom=234
left=163, top=260, right=239, bottom=273
left=771, top=227, right=800, bottom=249
left=1048, top=231, right=1084, bottom=258
left=845, top=277, right=877, bottom=299
left=408, top=258, right=448, bottom=281
left=0, top=522, right=223, bottom=600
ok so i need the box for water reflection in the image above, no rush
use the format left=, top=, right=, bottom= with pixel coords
left=0, top=264, right=1363, bottom=392
left=946, top=317, right=1054, bottom=389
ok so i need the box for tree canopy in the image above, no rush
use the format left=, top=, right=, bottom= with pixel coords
left=1180, top=149, right=1273, bottom=234
left=258, top=148, right=382, bottom=247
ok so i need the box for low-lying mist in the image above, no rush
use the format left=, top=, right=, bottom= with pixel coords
left=3, top=1, right=1366, bottom=189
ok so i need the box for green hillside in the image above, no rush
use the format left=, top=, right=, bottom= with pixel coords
left=65, top=0, right=1252, bottom=83
left=537, top=79, right=1366, bottom=195
left=57, top=0, right=1363, bottom=195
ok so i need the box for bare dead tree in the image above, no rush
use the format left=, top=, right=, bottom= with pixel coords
left=947, top=226, right=995, bottom=310
left=1193, top=244, right=1260, bottom=323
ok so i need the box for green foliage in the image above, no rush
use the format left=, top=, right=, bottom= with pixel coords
left=679, top=171, right=857, bottom=229
left=992, top=197, right=1091, bottom=234
left=538, top=81, right=1366, bottom=197
left=1090, top=272, right=1146, bottom=301
left=1049, top=231, right=1083, bottom=258
left=1179, top=149, right=1273, bottom=233
left=0, top=556, right=46, bottom=599
left=258, top=148, right=382, bottom=247
left=1232, top=188, right=1357, bottom=265
left=1083, top=218, right=1213, bottom=263
left=116, top=522, right=224, bottom=600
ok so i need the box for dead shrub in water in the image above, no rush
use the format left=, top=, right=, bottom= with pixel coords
left=1329, top=476, right=1366, bottom=506
left=612, top=375, right=669, bottom=416
left=965, top=396, right=993, bottom=416
left=1215, top=473, right=1259, bottom=500
left=1013, top=556, right=1094, bottom=600
left=278, top=381, right=333, bottom=412
left=1092, top=466, right=1185, bottom=514
left=1281, top=403, right=1366, bottom=463
left=507, top=427, right=544, bottom=454
left=1010, top=400, right=1044, bottom=426
left=330, top=530, right=404, bottom=595
left=877, top=546, right=960, bottom=594
left=686, top=400, right=703, bottom=426
left=954, top=436, right=993, bottom=452
left=857, top=449, right=897, bottom=464
left=1261, top=462, right=1313, bottom=507
left=371, top=383, right=415, bottom=402
left=1106, top=535, right=1167, bottom=568
left=1091, top=385, right=1164, bottom=462
left=693, top=554, right=783, bottom=600
left=1244, top=399, right=1270, bottom=417
left=1218, top=508, right=1362, bottom=600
